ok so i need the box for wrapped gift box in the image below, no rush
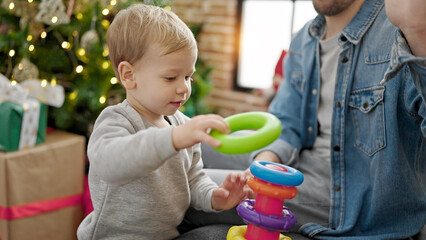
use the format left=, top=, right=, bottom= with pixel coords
left=0, top=101, right=47, bottom=152
left=0, top=130, right=86, bottom=240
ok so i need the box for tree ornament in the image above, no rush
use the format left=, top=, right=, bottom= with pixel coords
left=35, top=0, right=70, bottom=25
left=80, top=29, right=100, bottom=51
left=12, top=58, right=39, bottom=82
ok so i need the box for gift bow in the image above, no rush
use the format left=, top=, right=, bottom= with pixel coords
left=0, top=73, right=65, bottom=108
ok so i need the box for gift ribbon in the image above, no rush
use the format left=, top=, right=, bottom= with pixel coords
left=18, top=99, right=41, bottom=150
left=0, top=194, right=83, bottom=220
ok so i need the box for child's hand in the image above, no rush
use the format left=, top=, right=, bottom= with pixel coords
left=211, top=172, right=255, bottom=211
left=172, top=114, right=230, bottom=150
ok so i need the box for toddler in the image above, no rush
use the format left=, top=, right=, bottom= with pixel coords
left=77, top=4, right=251, bottom=240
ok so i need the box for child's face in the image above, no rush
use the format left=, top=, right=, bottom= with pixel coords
left=127, top=44, right=197, bottom=122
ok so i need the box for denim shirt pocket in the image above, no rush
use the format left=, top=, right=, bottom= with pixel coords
left=348, top=86, right=386, bottom=156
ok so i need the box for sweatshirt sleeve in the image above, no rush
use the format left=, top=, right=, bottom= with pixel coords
left=87, top=105, right=178, bottom=186
left=186, top=143, right=219, bottom=212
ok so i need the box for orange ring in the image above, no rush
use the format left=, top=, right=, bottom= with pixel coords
left=247, top=177, right=298, bottom=200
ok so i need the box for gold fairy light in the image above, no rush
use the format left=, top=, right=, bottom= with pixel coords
left=76, top=13, right=83, bottom=20
left=76, top=65, right=83, bottom=73
left=102, top=61, right=109, bottom=69
left=29, top=44, right=35, bottom=52
left=27, top=35, right=33, bottom=41
left=61, top=41, right=71, bottom=49
left=102, top=46, right=109, bottom=57
left=69, top=91, right=78, bottom=100
left=9, top=49, right=15, bottom=57
left=41, top=31, right=47, bottom=39
left=110, top=77, right=118, bottom=84
left=28, top=0, right=33, bottom=3
left=102, top=9, right=109, bottom=16
left=11, top=80, right=17, bottom=86
left=51, top=16, right=58, bottom=24
left=110, top=0, right=117, bottom=6
left=9, top=2, right=14, bottom=10
left=51, top=77, right=57, bottom=86
left=78, top=48, right=86, bottom=56
left=41, top=79, right=48, bottom=87
left=99, top=96, right=106, bottom=104
left=101, top=19, right=110, bottom=29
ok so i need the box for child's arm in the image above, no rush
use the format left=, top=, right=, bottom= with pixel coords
left=211, top=172, right=255, bottom=211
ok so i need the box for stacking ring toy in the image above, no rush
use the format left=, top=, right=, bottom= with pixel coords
left=227, top=225, right=291, bottom=240
left=237, top=199, right=297, bottom=231
left=247, top=178, right=298, bottom=200
left=228, top=162, right=304, bottom=240
left=210, top=112, right=281, bottom=154
left=250, top=161, right=304, bottom=186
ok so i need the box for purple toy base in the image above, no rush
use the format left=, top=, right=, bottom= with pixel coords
left=236, top=199, right=297, bottom=232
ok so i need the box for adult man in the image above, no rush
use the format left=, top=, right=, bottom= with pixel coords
left=252, top=0, right=425, bottom=239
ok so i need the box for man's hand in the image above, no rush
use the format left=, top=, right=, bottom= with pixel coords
left=172, top=114, right=230, bottom=150
left=385, top=0, right=426, bottom=56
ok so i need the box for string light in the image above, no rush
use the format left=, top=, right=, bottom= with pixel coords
left=27, top=35, right=33, bottom=41
left=51, top=16, right=58, bottom=24
left=78, top=48, right=86, bottom=56
left=76, top=65, right=83, bottom=73
left=9, top=2, right=14, bottom=10
left=102, top=46, right=109, bottom=57
left=41, top=31, right=47, bottom=39
left=29, top=44, right=35, bottom=52
left=61, top=41, right=71, bottom=49
left=110, top=77, right=118, bottom=84
left=99, top=96, right=106, bottom=104
left=102, top=9, right=109, bottom=16
left=41, top=79, right=48, bottom=87
left=28, top=0, right=33, bottom=3
left=11, top=80, right=17, bottom=86
left=101, top=19, right=110, bottom=29
left=102, top=61, right=110, bottom=69
left=51, top=77, right=57, bottom=86
left=110, top=0, right=117, bottom=6
left=18, top=63, right=23, bottom=70
left=76, top=13, right=83, bottom=20
left=9, top=49, right=15, bottom=57
left=69, top=91, right=78, bottom=100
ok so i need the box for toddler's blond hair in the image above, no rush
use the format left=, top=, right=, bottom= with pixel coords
left=107, top=4, right=197, bottom=80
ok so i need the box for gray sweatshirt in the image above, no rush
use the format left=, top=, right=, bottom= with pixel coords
left=77, top=100, right=218, bottom=240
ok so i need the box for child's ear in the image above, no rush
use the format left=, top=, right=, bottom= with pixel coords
left=118, top=61, right=136, bottom=89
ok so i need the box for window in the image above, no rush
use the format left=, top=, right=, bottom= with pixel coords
left=236, top=0, right=317, bottom=90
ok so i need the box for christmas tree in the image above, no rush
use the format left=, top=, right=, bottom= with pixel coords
left=0, top=0, right=212, bottom=137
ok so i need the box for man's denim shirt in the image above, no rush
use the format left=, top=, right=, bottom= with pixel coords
left=260, top=0, right=426, bottom=239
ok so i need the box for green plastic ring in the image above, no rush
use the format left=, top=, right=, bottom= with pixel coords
left=210, top=112, right=281, bottom=154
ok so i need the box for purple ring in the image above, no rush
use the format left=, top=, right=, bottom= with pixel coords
left=236, top=199, right=297, bottom=231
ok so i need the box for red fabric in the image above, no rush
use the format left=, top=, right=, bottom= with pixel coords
left=274, top=50, right=287, bottom=77
left=0, top=194, right=83, bottom=220
left=83, top=175, right=93, bottom=216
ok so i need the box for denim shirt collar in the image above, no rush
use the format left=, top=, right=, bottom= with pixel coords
left=309, top=0, right=384, bottom=45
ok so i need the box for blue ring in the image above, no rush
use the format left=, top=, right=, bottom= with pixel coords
left=250, top=161, right=304, bottom=186
left=236, top=199, right=297, bottom=231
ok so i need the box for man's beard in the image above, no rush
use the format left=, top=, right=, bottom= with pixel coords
left=312, top=0, right=357, bottom=16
